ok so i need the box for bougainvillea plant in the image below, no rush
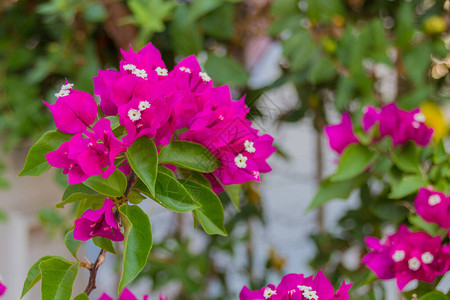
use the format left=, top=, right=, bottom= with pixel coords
left=316, top=103, right=450, bottom=298
left=18, top=43, right=275, bottom=299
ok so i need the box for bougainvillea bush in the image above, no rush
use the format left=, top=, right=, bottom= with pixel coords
left=17, top=43, right=276, bottom=299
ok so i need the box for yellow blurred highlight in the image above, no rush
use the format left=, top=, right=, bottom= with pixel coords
left=421, top=102, right=448, bottom=142
left=423, top=16, right=447, bottom=35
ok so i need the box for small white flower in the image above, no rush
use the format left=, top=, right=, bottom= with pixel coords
left=302, top=290, right=318, bottom=300
left=155, top=67, right=168, bottom=76
left=263, top=287, right=276, bottom=299
left=412, top=121, right=420, bottom=129
left=54, top=89, right=70, bottom=98
left=244, top=140, right=256, bottom=153
left=138, top=101, right=151, bottom=111
left=414, top=112, right=426, bottom=123
left=123, top=64, right=136, bottom=71
left=199, top=71, right=211, bottom=82
left=297, top=285, right=312, bottom=292
left=132, top=68, right=148, bottom=79
left=428, top=194, right=441, bottom=206
left=179, top=66, right=191, bottom=73
left=128, top=109, right=141, bottom=122
left=392, top=250, right=405, bottom=262
left=234, top=153, right=248, bottom=169
left=61, top=83, right=74, bottom=90
left=408, top=257, right=421, bottom=271
left=421, top=252, right=434, bottom=264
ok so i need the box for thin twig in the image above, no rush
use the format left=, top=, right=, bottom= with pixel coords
left=84, top=249, right=107, bottom=295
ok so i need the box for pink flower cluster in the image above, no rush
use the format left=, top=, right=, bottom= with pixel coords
left=240, top=270, right=351, bottom=300
left=99, top=288, right=167, bottom=300
left=414, top=187, right=450, bottom=229
left=45, top=43, right=275, bottom=187
left=362, top=225, right=450, bottom=290
left=0, top=281, right=6, bottom=297
left=325, top=103, right=433, bottom=154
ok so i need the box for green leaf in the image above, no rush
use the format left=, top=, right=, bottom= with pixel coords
left=158, top=166, right=175, bottom=178
left=308, top=175, right=368, bottom=210
left=126, top=136, right=158, bottom=196
left=73, top=293, right=89, bottom=300
left=392, top=142, right=420, bottom=173
left=21, top=256, right=59, bottom=298
left=308, top=57, right=337, bottom=84
left=19, top=130, right=72, bottom=177
left=83, top=169, right=127, bottom=197
left=419, top=291, right=448, bottom=300
left=170, top=6, right=203, bottom=56
left=159, top=141, right=220, bottom=173
left=106, top=116, right=120, bottom=130
left=403, top=43, right=432, bottom=86
left=64, top=230, right=82, bottom=258
left=395, top=2, right=415, bottom=48
left=128, top=191, right=146, bottom=205
left=331, top=144, right=376, bottom=181
left=205, top=55, right=249, bottom=87
left=39, top=258, right=79, bottom=300
left=408, top=215, right=441, bottom=236
left=189, top=0, right=222, bottom=20
left=118, top=205, right=152, bottom=292
left=56, top=184, right=104, bottom=208
left=389, top=175, right=427, bottom=199
left=181, top=180, right=227, bottom=236
left=136, top=173, right=201, bottom=212
left=199, top=3, right=234, bottom=40
left=223, top=184, right=241, bottom=211
left=93, top=236, right=117, bottom=254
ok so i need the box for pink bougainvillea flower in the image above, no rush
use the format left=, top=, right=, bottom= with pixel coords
left=171, top=55, right=213, bottom=95
left=45, top=141, right=89, bottom=185
left=73, top=198, right=123, bottom=241
left=324, top=112, right=359, bottom=154
left=362, top=225, right=450, bottom=290
left=93, top=70, right=121, bottom=116
left=0, top=281, right=6, bottom=296
left=362, top=103, right=433, bottom=147
left=414, top=187, right=450, bottom=228
left=240, top=270, right=352, bottom=300
left=98, top=287, right=148, bottom=300
left=43, top=82, right=97, bottom=134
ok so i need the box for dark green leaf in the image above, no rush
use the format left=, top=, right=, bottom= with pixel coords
left=392, top=142, right=420, bottom=173
left=128, top=191, right=146, bottom=205
left=170, top=6, right=203, bottom=56
left=19, top=130, right=72, bottom=177
left=126, top=136, right=158, bottom=196
left=118, top=205, right=152, bottom=292
left=83, top=169, right=127, bottom=197
left=39, top=258, right=79, bottom=300
left=205, top=55, right=249, bottom=87
left=159, top=141, right=220, bottom=173
left=331, top=144, right=376, bottom=181
left=389, top=175, right=427, bottom=199
left=181, top=180, right=227, bottom=236
left=308, top=175, right=368, bottom=210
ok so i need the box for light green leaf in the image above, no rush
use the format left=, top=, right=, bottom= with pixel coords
left=19, top=130, right=72, bottom=177
left=64, top=230, right=82, bottom=258
left=419, top=291, right=448, bottom=300
left=205, top=55, right=249, bottom=87
left=389, top=175, right=427, bottom=199
left=83, top=170, right=127, bottom=197
left=118, top=205, right=152, bottom=292
left=159, top=141, right=220, bottom=173
left=39, top=258, right=79, bottom=300
left=56, top=184, right=104, bottom=208
left=106, top=116, right=120, bottom=130
left=392, top=142, right=420, bottom=173
left=127, top=191, right=146, bottom=205
left=181, top=180, right=227, bottom=236
left=126, top=136, right=158, bottom=196
left=331, top=144, right=376, bottom=181
left=158, top=166, right=175, bottom=178
left=93, top=236, right=117, bottom=254
left=73, top=293, right=89, bottom=300
left=21, top=256, right=60, bottom=298
left=223, top=184, right=241, bottom=211
left=308, top=175, right=368, bottom=210
left=408, top=215, right=441, bottom=236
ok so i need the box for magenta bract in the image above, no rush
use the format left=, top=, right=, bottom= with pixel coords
left=240, top=270, right=351, bottom=300
left=98, top=287, right=167, bottom=300
left=324, top=112, right=359, bottom=154
left=362, top=225, right=450, bottom=290
left=43, top=82, right=97, bottom=134
left=73, top=198, right=124, bottom=242
left=414, top=187, right=450, bottom=228
left=0, top=281, right=6, bottom=296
